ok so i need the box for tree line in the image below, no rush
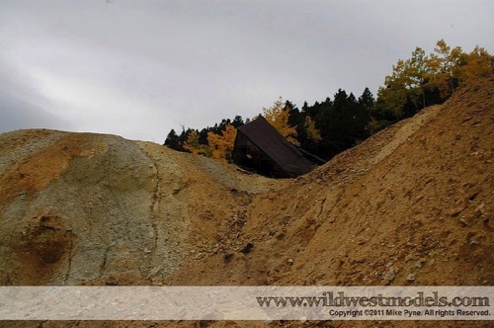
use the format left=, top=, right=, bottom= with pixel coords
left=165, top=40, right=494, bottom=162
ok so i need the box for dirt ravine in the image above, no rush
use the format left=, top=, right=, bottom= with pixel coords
left=0, top=78, right=493, bottom=328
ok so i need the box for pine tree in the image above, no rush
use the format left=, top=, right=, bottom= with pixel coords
left=164, top=129, right=180, bottom=150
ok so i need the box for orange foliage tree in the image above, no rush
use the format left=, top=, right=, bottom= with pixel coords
left=262, top=97, right=299, bottom=145
left=304, top=116, right=321, bottom=142
left=207, top=124, right=237, bottom=162
left=182, top=130, right=210, bottom=156
left=376, top=40, right=494, bottom=122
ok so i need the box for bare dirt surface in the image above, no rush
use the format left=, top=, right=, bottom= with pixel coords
left=0, top=78, right=493, bottom=328
left=0, top=130, right=279, bottom=286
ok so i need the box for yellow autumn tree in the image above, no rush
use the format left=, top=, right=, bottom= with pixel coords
left=427, top=40, right=465, bottom=98
left=373, top=39, right=494, bottom=133
left=457, top=45, right=494, bottom=86
left=182, top=130, right=210, bottom=156
left=207, top=124, right=237, bottom=162
left=262, top=97, right=299, bottom=145
left=425, top=40, right=493, bottom=98
left=304, top=116, right=321, bottom=141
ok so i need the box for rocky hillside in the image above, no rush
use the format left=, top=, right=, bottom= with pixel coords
left=0, top=129, right=279, bottom=286
left=0, top=78, right=493, bottom=328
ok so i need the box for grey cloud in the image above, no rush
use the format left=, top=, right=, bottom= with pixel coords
left=0, top=0, right=493, bottom=141
left=0, top=92, right=71, bottom=133
left=0, top=59, right=73, bottom=133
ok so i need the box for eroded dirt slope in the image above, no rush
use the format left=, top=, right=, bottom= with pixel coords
left=169, top=79, right=494, bottom=288
left=0, top=129, right=280, bottom=286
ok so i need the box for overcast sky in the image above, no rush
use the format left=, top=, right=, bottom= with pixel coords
left=0, top=1, right=492, bottom=142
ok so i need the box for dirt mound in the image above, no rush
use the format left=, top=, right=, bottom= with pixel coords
left=0, top=129, right=279, bottom=285
left=166, top=78, right=494, bottom=290
left=0, top=78, right=493, bottom=327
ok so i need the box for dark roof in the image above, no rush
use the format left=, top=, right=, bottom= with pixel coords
left=235, top=116, right=315, bottom=177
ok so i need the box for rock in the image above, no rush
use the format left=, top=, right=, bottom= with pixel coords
left=469, top=240, right=480, bottom=247
left=288, top=258, right=294, bottom=265
left=384, top=268, right=395, bottom=282
left=38, top=215, right=66, bottom=231
left=239, top=242, right=254, bottom=254
left=450, top=203, right=467, bottom=217
left=484, top=214, right=494, bottom=231
left=475, top=203, right=486, bottom=218
left=407, top=273, right=416, bottom=282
